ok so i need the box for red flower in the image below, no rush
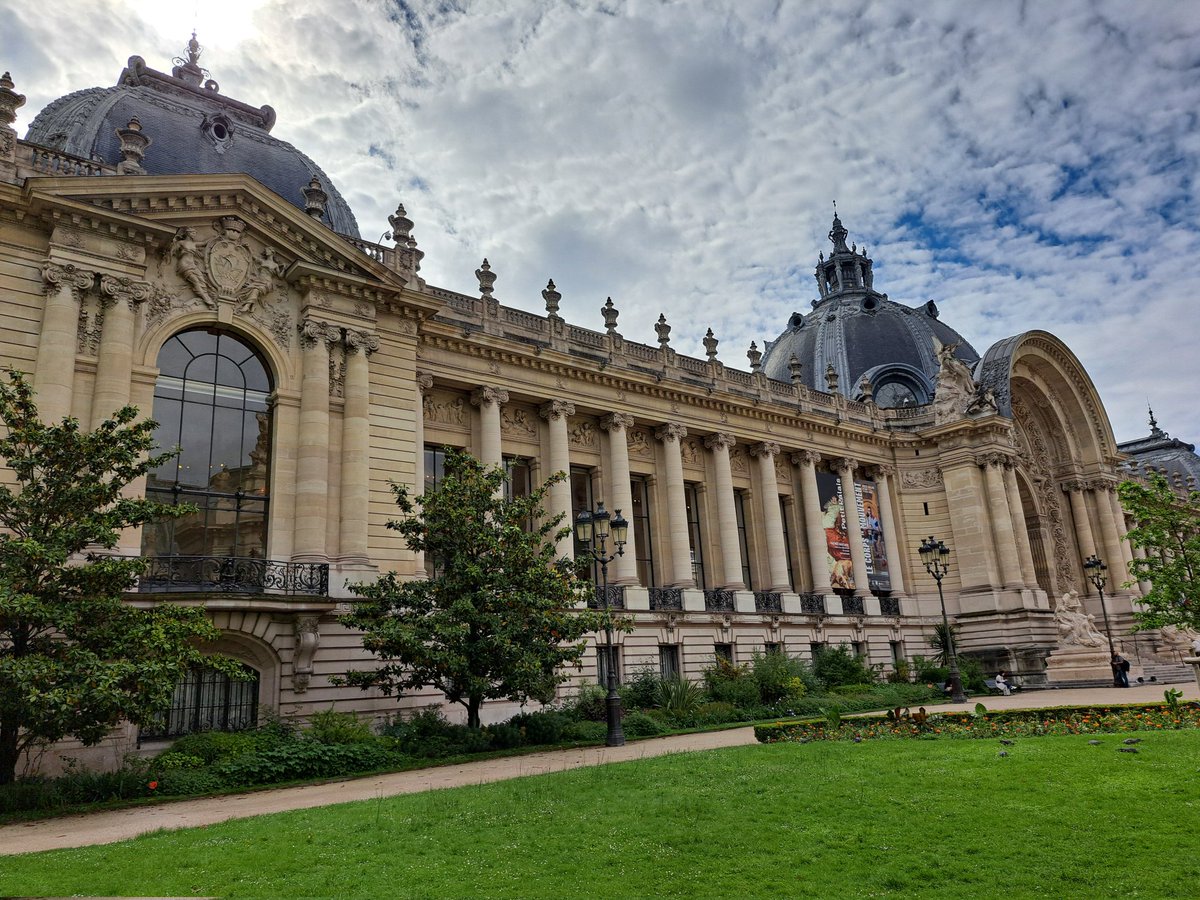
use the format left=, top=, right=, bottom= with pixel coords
left=148, top=781, right=158, bottom=790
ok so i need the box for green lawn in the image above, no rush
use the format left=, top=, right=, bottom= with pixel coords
left=3, top=732, right=1199, bottom=898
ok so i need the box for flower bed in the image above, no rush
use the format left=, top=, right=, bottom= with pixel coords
left=753, top=701, right=1200, bottom=744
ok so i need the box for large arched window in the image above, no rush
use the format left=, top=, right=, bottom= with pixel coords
left=142, top=329, right=273, bottom=560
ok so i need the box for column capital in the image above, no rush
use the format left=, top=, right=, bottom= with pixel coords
left=470, top=385, right=509, bottom=407
left=600, top=411, right=635, bottom=431
left=749, top=440, right=781, bottom=459
left=415, top=370, right=435, bottom=394
left=298, top=318, right=339, bottom=349
left=976, top=451, right=1013, bottom=470
left=655, top=422, right=687, bottom=443
left=1088, top=478, right=1117, bottom=493
left=539, top=399, right=575, bottom=421
left=832, top=456, right=857, bottom=475
left=99, top=274, right=152, bottom=308
left=866, top=463, right=896, bottom=479
left=41, top=261, right=93, bottom=297
left=792, top=449, right=823, bottom=468
left=344, top=328, right=380, bottom=355
left=1061, top=478, right=1089, bottom=494
left=703, top=432, right=736, bottom=452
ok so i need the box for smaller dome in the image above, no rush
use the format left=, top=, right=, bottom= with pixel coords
left=761, top=214, right=978, bottom=405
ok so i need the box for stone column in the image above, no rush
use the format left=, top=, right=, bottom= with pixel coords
left=868, top=464, right=906, bottom=595
left=539, top=400, right=575, bottom=559
left=751, top=441, right=790, bottom=591
left=35, top=262, right=92, bottom=423
left=293, top=318, right=337, bottom=561
left=980, top=453, right=1024, bottom=588
left=471, top=385, right=508, bottom=474
left=1003, top=464, right=1038, bottom=588
left=793, top=450, right=832, bottom=595
left=1106, top=485, right=1136, bottom=576
left=1092, top=480, right=1128, bottom=588
left=600, top=412, right=638, bottom=584
left=704, top=433, right=745, bottom=590
left=833, top=458, right=870, bottom=597
left=91, top=276, right=150, bottom=428
left=413, top=372, right=434, bottom=574
left=339, top=329, right=377, bottom=564
left=656, top=423, right=695, bottom=588
left=1064, top=480, right=1097, bottom=593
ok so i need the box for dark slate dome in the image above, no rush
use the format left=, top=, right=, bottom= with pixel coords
left=1118, top=409, right=1200, bottom=486
left=761, top=213, right=978, bottom=408
left=25, top=35, right=359, bottom=237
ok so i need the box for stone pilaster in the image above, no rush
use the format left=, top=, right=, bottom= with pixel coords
left=413, top=371, right=434, bottom=574
left=1063, top=479, right=1097, bottom=593
left=1003, top=463, right=1039, bottom=588
left=656, top=423, right=695, bottom=588
left=867, top=464, right=906, bottom=595
left=339, top=329, right=378, bottom=564
left=600, top=412, right=638, bottom=584
left=751, top=441, right=790, bottom=591
left=293, top=317, right=338, bottom=561
left=90, top=275, right=151, bottom=428
left=36, top=262, right=93, bottom=423
left=793, top=450, right=832, bottom=596
left=833, top=457, right=870, bottom=597
left=471, top=385, right=508, bottom=473
left=704, top=432, right=745, bottom=590
left=1091, top=479, right=1129, bottom=589
left=540, top=399, right=576, bottom=559
left=979, top=453, right=1023, bottom=588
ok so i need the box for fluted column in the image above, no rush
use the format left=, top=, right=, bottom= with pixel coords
left=1105, top=485, right=1136, bottom=576
left=868, top=464, right=906, bottom=595
left=35, top=262, right=92, bottom=422
left=471, top=385, right=508, bottom=477
left=704, top=432, right=745, bottom=589
left=979, top=453, right=1023, bottom=588
left=1092, top=480, right=1128, bottom=589
left=90, top=275, right=150, bottom=428
left=833, top=457, right=870, bottom=597
left=794, top=450, right=832, bottom=595
left=339, top=329, right=377, bottom=564
left=1003, top=464, right=1038, bottom=588
left=600, top=412, right=638, bottom=584
left=1064, top=480, right=1097, bottom=593
left=293, top=317, right=338, bottom=561
left=656, top=423, right=695, bottom=587
left=539, top=400, right=575, bottom=559
left=751, top=441, right=790, bottom=591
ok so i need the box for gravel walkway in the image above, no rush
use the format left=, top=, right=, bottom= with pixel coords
left=1, top=681, right=1193, bottom=856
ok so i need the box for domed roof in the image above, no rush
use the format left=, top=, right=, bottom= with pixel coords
left=24, top=35, right=359, bottom=237
left=761, top=213, right=978, bottom=407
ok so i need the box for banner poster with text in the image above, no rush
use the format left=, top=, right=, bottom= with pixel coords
left=814, top=472, right=891, bottom=592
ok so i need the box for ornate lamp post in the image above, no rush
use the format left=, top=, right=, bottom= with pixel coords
left=1083, top=554, right=1120, bottom=684
left=575, top=502, right=629, bottom=747
left=918, top=536, right=966, bottom=703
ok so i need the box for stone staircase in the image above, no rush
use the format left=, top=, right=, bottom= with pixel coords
left=1134, top=660, right=1195, bottom=685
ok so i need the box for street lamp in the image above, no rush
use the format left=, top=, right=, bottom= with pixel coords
left=918, top=536, right=966, bottom=703
left=575, top=501, right=629, bottom=747
left=1083, top=554, right=1120, bottom=685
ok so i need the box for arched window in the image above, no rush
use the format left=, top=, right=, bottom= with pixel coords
left=143, top=662, right=260, bottom=737
left=142, top=329, right=273, bottom=560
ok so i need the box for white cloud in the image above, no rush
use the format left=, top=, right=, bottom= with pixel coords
left=8, top=0, right=1200, bottom=443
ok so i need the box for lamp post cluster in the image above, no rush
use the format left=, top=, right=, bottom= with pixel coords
left=575, top=502, right=628, bottom=747
left=1083, top=554, right=1121, bottom=686
left=918, top=536, right=967, bottom=703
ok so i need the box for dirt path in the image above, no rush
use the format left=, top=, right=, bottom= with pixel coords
left=1, top=681, right=1192, bottom=856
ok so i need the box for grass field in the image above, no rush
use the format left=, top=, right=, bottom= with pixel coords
left=3, top=731, right=1198, bottom=898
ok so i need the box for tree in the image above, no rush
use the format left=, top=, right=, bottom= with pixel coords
left=1118, top=473, right=1200, bottom=631
left=0, top=370, right=231, bottom=785
left=339, top=448, right=605, bottom=728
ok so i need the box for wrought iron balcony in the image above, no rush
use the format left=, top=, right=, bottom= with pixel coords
left=879, top=596, right=901, bottom=616
left=704, top=589, right=736, bottom=612
left=586, top=585, right=626, bottom=610
left=841, top=595, right=866, bottom=615
left=649, top=587, right=683, bottom=611
left=799, top=593, right=826, bottom=615
left=136, top=555, right=329, bottom=596
left=754, top=591, right=783, bottom=613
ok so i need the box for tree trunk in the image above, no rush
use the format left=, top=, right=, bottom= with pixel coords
left=467, top=696, right=482, bottom=730
left=0, top=723, right=21, bottom=785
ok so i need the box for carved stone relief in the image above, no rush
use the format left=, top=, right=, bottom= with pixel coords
left=423, top=391, right=468, bottom=427
left=1012, top=393, right=1075, bottom=593
left=628, top=428, right=653, bottom=458
left=568, top=419, right=597, bottom=448
left=680, top=437, right=702, bottom=467
left=729, top=445, right=749, bottom=475
left=501, top=407, right=537, bottom=439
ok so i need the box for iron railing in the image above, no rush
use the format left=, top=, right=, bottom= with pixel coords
left=841, top=595, right=866, bottom=615
left=754, top=591, right=783, bottom=613
left=799, top=593, right=826, bottom=615
left=586, top=585, right=626, bottom=610
left=704, top=589, right=736, bottom=612
left=879, top=596, right=901, bottom=616
left=137, top=555, right=329, bottom=596
left=649, top=587, right=683, bottom=611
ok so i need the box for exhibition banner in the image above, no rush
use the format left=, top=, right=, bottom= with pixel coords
left=815, top=472, right=891, bottom=592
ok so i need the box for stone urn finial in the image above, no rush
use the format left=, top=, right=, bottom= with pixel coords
left=825, top=363, right=839, bottom=393
left=542, top=279, right=561, bottom=318
left=388, top=203, right=413, bottom=244
left=602, top=296, right=619, bottom=334
left=0, top=71, right=25, bottom=128
left=747, top=341, right=762, bottom=373
left=703, top=328, right=719, bottom=361
left=302, top=175, right=328, bottom=220
left=655, top=313, right=671, bottom=348
left=115, top=116, right=151, bottom=174
left=788, top=354, right=803, bottom=386
left=475, top=258, right=496, bottom=298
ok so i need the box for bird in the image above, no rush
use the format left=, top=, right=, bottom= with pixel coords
left=998, top=751, right=1009, bottom=758
left=999, top=739, right=1015, bottom=746
left=853, top=736, right=863, bottom=743
left=1118, top=747, right=1139, bottom=754
left=1088, top=740, right=1102, bottom=746
left=1123, top=738, right=1141, bottom=745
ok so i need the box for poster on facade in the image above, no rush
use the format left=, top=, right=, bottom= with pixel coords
left=815, top=472, right=891, bottom=592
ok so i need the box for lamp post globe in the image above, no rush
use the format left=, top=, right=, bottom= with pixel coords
left=576, top=502, right=628, bottom=747
left=1083, top=554, right=1121, bottom=685
left=918, top=536, right=967, bottom=704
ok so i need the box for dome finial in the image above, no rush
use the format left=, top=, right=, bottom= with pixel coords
left=187, top=31, right=202, bottom=67
left=1148, top=403, right=1163, bottom=436
left=828, top=202, right=849, bottom=253
left=172, top=30, right=207, bottom=86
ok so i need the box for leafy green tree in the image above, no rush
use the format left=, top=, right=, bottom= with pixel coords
left=340, top=448, right=605, bottom=729
left=0, top=371, right=230, bottom=784
left=1118, top=473, right=1200, bottom=630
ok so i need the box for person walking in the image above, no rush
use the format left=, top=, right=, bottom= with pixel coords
left=1111, top=652, right=1130, bottom=688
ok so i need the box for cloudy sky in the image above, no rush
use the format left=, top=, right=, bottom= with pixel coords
left=8, top=0, right=1200, bottom=444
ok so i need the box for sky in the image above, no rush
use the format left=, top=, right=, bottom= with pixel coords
left=6, top=0, right=1200, bottom=445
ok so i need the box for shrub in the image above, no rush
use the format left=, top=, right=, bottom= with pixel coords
left=655, top=677, right=705, bottom=720
left=305, top=708, right=375, bottom=745
left=751, top=650, right=811, bottom=704
left=567, top=684, right=610, bottom=722
left=212, top=742, right=403, bottom=785
left=702, top=657, right=762, bottom=709
left=562, top=720, right=607, bottom=743
left=693, top=701, right=741, bottom=725
left=812, top=644, right=875, bottom=688
left=485, top=723, right=525, bottom=750
left=379, top=707, right=493, bottom=758
left=911, top=654, right=949, bottom=685
left=621, top=666, right=663, bottom=711
left=622, top=710, right=669, bottom=738
left=886, top=660, right=912, bottom=684
left=153, top=751, right=205, bottom=770
left=507, top=710, right=567, bottom=745
left=167, top=727, right=292, bottom=765
left=152, top=769, right=225, bottom=796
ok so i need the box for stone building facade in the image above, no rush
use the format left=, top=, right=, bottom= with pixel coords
left=0, top=42, right=1175, bottom=772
